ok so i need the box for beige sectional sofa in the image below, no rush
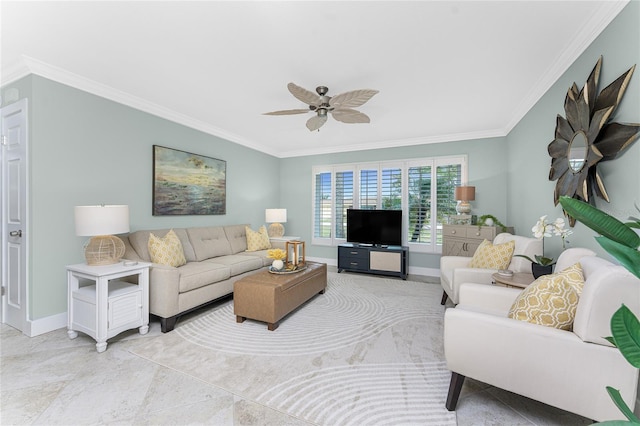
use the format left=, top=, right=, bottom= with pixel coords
left=121, top=224, right=271, bottom=332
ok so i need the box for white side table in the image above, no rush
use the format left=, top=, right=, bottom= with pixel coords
left=66, top=261, right=151, bottom=353
left=269, top=236, right=300, bottom=250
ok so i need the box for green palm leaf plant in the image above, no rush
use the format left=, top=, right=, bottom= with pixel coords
left=559, top=196, right=640, bottom=424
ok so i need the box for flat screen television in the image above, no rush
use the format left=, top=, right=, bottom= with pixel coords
left=346, top=209, right=402, bottom=246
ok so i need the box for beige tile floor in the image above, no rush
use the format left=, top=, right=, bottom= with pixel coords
left=0, top=275, right=633, bottom=425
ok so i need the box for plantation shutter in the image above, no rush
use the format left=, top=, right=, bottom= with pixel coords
left=335, top=171, right=354, bottom=239
left=435, top=164, right=462, bottom=245
left=381, top=168, right=402, bottom=210
left=359, top=169, right=377, bottom=209
left=408, top=166, right=431, bottom=243
left=314, top=172, right=332, bottom=238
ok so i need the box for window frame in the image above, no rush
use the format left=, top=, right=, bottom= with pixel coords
left=311, top=155, right=467, bottom=253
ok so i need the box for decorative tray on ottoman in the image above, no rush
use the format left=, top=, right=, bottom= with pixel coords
left=268, top=264, right=307, bottom=274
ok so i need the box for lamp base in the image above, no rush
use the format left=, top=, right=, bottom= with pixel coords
left=267, top=223, right=285, bottom=238
left=84, top=235, right=125, bottom=266
left=456, top=201, right=471, bottom=215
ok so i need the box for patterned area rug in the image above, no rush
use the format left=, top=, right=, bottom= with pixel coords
left=128, top=272, right=456, bottom=425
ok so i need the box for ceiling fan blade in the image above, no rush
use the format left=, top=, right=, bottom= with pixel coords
left=288, top=82, right=321, bottom=106
left=331, top=108, right=371, bottom=124
left=263, top=109, right=309, bottom=116
left=329, top=89, right=379, bottom=109
left=306, top=115, right=327, bottom=131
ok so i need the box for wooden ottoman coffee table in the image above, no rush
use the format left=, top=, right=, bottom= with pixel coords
left=234, top=261, right=327, bottom=331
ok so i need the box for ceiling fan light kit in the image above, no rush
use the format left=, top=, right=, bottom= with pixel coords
left=264, top=82, right=379, bottom=131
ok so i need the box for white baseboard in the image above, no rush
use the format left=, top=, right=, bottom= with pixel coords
left=26, top=312, right=66, bottom=337
left=410, top=266, right=440, bottom=277
left=306, top=256, right=336, bottom=266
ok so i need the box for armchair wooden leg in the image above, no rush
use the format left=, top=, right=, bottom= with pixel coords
left=446, top=372, right=465, bottom=411
left=441, top=290, right=449, bottom=305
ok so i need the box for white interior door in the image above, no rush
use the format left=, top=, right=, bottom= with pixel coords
left=1, top=99, right=28, bottom=332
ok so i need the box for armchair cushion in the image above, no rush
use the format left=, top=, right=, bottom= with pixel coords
left=508, top=263, right=584, bottom=330
left=469, top=239, right=515, bottom=269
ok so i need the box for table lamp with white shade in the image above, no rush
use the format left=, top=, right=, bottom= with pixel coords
left=265, top=208, right=287, bottom=238
left=75, top=205, right=130, bottom=265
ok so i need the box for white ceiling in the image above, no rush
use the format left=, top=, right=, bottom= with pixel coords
left=1, top=1, right=629, bottom=158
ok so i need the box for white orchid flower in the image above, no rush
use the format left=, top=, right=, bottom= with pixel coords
left=532, top=215, right=549, bottom=239
left=530, top=214, right=574, bottom=249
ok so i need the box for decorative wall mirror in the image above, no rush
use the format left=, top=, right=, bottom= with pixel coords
left=567, top=131, right=588, bottom=172
left=548, top=56, right=640, bottom=225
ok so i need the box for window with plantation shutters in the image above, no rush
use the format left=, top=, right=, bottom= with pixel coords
left=312, top=156, right=467, bottom=252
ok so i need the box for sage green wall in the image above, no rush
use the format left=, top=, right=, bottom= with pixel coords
left=16, top=76, right=280, bottom=319
left=506, top=0, right=640, bottom=261
left=280, top=137, right=508, bottom=270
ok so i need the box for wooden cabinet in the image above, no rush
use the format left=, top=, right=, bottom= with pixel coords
left=442, top=224, right=514, bottom=257
left=338, top=244, right=408, bottom=279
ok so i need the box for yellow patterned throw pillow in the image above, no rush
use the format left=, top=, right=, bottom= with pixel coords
left=468, top=239, right=515, bottom=269
left=245, top=225, right=271, bottom=251
left=508, top=263, right=585, bottom=330
left=148, top=229, right=187, bottom=267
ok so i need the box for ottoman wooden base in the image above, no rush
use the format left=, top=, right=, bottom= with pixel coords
left=234, top=262, right=327, bottom=330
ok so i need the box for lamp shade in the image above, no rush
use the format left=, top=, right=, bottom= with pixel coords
left=455, top=186, right=475, bottom=201
left=75, top=205, right=130, bottom=236
left=265, top=208, right=287, bottom=223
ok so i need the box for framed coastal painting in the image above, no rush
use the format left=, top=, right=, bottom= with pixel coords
left=153, top=145, right=226, bottom=215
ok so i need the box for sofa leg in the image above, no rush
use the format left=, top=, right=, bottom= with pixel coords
left=160, top=316, right=178, bottom=333
left=446, top=372, right=465, bottom=411
left=441, top=290, right=448, bottom=305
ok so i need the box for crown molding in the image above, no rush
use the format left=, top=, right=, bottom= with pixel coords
left=15, top=55, right=280, bottom=158
left=278, top=128, right=506, bottom=158
left=14, top=55, right=503, bottom=158
left=502, top=0, right=629, bottom=134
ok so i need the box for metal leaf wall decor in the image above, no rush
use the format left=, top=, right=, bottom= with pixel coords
left=548, top=56, right=640, bottom=225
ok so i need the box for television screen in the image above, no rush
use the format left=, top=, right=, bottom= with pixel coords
left=346, top=209, right=402, bottom=246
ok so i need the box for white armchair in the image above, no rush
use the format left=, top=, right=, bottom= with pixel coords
left=440, top=233, right=543, bottom=305
left=443, top=255, right=640, bottom=421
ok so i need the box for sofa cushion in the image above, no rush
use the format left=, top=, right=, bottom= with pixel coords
left=129, top=228, right=196, bottom=262
left=469, top=239, right=515, bottom=270
left=148, top=229, right=187, bottom=267
left=178, top=262, right=231, bottom=293
left=187, top=227, right=232, bottom=261
left=204, top=255, right=264, bottom=276
left=240, top=250, right=273, bottom=267
left=508, top=263, right=584, bottom=330
left=245, top=225, right=271, bottom=251
left=224, top=224, right=249, bottom=254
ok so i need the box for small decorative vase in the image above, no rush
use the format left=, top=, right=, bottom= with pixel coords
left=531, top=263, right=553, bottom=279
left=272, top=259, right=284, bottom=270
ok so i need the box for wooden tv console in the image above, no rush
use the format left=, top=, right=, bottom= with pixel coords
left=337, top=243, right=408, bottom=280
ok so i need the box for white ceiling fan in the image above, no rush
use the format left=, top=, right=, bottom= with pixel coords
left=264, top=83, right=379, bottom=131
